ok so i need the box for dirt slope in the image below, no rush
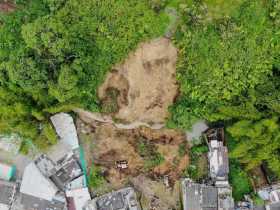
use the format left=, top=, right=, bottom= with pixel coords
left=0, top=2, right=15, bottom=13
left=99, top=37, right=178, bottom=124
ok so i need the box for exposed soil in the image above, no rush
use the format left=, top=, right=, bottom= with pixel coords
left=98, top=37, right=178, bottom=124
left=132, top=175, right=181, bottom=210
left=0, top=1, right=16, bottom=13
left=77, top=119, right=189, bottom=208
left=77, top=38, right=183, bottom=209
left=249, top=167, right=268, bottom=190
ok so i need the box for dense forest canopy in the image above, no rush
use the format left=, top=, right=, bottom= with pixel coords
left=0, top=0, right=168, bottom=148
left=168, top=0, right=280, bottom=177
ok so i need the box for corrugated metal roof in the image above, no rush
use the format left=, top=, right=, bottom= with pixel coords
left=51, top=113, right=79, bottom=150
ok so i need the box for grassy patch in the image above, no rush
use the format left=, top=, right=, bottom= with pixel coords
left=137, top=138, right=165, bottom=171
left=229, top=160, right=252, bottom=201
left=101, top=88, right=120, bottom=114
left=226, top=132, right=253, bottom=201
left=183, top=144, right=208, bottom=181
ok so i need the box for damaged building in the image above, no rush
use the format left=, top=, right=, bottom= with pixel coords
left=181, top=179, right=234, bottom=210
left=182, top=128, right=234, bottom=210
left=84, top=187, right=141, bottom=210
left=205, top=128, right=229, bottom=182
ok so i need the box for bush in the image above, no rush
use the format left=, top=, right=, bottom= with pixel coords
left=88, top=166, right=105, bottom=189
left=183, top=143, right=208, bottom=181
left=229, top=161, right=252, bottom=201
left=137, top=138, right=165, bottom=171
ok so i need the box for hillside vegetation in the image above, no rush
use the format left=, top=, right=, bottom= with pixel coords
left=0, top=0, right=280, bottom=186
left=0, top=0, right=168, bottom=148
left=168, top=0, right=280, bottom=178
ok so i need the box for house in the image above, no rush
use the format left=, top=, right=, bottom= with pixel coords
left=20, top=162, right=67, bottom=210
left=257, top=183, right=280, bottom=210
left=51, top=113, right=80, bottom=151
left=35, top=153, right=84, bottom=191
left=181, top=179, right=234, bottom=210
left=0, top=180, right=16, bottom=210
left=205, top=128, right=229, bottom=182
left=50, top=154, right=83, bottom=191
left=181, top=179, right=218, bottom=210
left=34, top=154, right=57, bottom=177
left=84, top=187, right=141, bottom=210
left=0, top=162, right=16, bottom=181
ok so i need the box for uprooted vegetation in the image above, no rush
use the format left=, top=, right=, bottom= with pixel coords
left=77, top=118, right=189, bottom=209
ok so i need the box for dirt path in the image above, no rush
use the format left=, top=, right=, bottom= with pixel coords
left=75, top=108, right=164, bottom=130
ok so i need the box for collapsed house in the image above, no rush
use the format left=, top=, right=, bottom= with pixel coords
left=84, top=187, right=141, bottom=210
left=182, top=128, right=234, bottom=210
left=0, top=180, right=17, bottom=210
left=205, top=128, right=229, bottom=182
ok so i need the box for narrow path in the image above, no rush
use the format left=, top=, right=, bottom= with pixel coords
left=74, top=108, right=165, bottom=130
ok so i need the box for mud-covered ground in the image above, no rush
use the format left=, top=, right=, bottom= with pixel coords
left=77, top=118, right=189, bottom=210
left=98, top=38, right=178, bottom=124
left=77, top=38, right=187, bottom=210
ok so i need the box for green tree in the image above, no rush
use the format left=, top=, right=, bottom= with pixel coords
left=227, top=117, right=280, bottom=177
left=168, top=0, right=279, bottom=126
left=0, top=0, right=169, bottom=149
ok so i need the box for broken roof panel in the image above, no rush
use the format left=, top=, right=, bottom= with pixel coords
left=208, top=140, right=229, bottom=180
left=51, top=113, right=79, bottom=150
left=50, top=154, right=83, bottom=190
left=66, top=188, right=91, bottom=210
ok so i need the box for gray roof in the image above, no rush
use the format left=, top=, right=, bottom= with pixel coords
left=20, top=163, right=59, bottom=201
left=35, top=154, right=56, bottom=177
left=208, top=140, right=229, bottom=180
left=253, top=206, right=266, bottom=210
left=0, top=180, right=16, bottom=206
left=267, top=202, right=280, bottom=210
left=50, top=155, right=83, bottom=190
left=50, top=113, right=79, bottom=150
left=86, top=187, right=140, bottom=210
left=96, top=192, right=125, bottom=210
left=21, top=193, right=66, bottom=210
left=182, top=180, right=218, bottom=210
